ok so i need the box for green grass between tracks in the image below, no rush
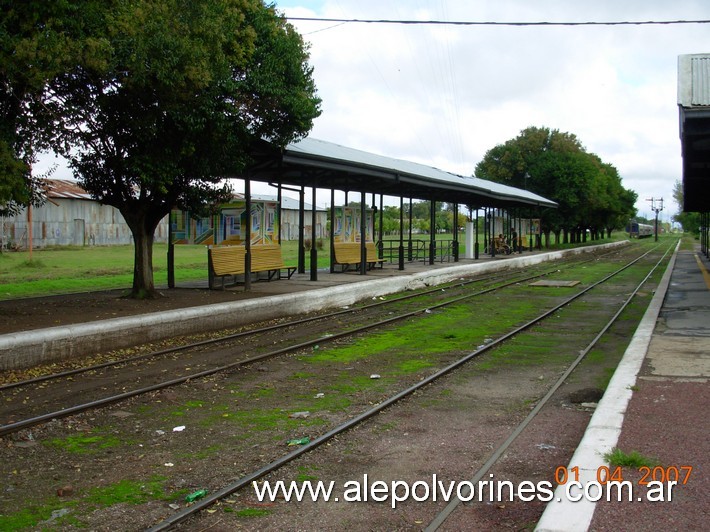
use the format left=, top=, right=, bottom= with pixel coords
left=0, top=476, right=179, bottom=530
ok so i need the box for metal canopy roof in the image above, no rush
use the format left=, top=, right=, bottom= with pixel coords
left=678, top=54, right=710, bottom=212
left=247, top=137, right=557, bottom=209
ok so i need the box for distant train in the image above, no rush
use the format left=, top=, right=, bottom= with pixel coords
left=627, top=222, right=654, bottom=239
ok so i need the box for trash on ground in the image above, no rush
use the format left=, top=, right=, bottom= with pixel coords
left=287, top=437, right=310, bottom=446
left=370, top=374, right=381, bottom=379
left=314, top=393, right=325, bottom=399
left=289, top=411, right=310, bottom=419
left=56, top=486, right=74, bottom=497
left=185, top=489, right=208, bottom=502
left=38, top=508, right=71, bottom=526
left=173, top=425, right=186, bottom=432
left=536, top=443, right=556, bottom=451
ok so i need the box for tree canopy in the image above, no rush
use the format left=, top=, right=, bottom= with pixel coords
left=1, top=0, right=321, bottom=296
left=474, top=126, right=637, bottom=243
left=672, top=180, right=701, bottom=234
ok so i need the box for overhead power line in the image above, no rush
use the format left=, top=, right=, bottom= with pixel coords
left=286, top=17, right=710, bottom=27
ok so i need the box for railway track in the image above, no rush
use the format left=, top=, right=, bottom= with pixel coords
left=0, top=248, right=617, bottom=437
left=144, top=240, right=674, bottom=530
left=0, top=241, right=674, bottom=530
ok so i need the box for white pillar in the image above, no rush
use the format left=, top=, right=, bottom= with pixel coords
left=465, top=221, right=475, bottom=259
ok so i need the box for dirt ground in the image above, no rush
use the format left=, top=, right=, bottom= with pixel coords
left=0, top=286, right=614, bottom=530
left=0, top=288, right=248, bottom=335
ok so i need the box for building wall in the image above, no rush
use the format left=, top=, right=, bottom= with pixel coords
left=2, top=198, right=168, bottom=248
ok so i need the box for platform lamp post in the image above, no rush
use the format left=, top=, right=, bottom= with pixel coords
left=647, top=197, right=664, bottom=242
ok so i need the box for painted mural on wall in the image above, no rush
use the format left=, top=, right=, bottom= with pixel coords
left=171, top=199, right=279, bottom=246
left=332, top=206, right=373, bottom=243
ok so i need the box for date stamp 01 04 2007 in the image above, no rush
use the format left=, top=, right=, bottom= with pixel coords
left=553, top=465, right=693, bottom=502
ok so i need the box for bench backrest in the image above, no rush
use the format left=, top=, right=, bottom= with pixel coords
left=365, top=242, right=381, bottom=261
left=209, top=245, right=246, bottom=276
left=209, top=244, right=287, bottom=276
left=334, top=242, right=381, bottom=264
left=250, top=244, right=286, bottom=270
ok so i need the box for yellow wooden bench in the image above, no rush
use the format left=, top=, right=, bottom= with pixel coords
left=208, top=245, right=246, bottom=289
left=333, top=242, right=386, bottom=272
left=251, top=244, right=297, bottom=281
left=208, top=244, right=295, bottom=289
left=365, top=242, right=386, bottom=269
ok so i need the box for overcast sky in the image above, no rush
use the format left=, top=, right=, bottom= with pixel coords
left=39, top=0, right=708, bottom=221
left=265, top=0, right=708, bottom=220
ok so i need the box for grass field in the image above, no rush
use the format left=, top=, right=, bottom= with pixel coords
left=0, top=231, right=665, bottom=300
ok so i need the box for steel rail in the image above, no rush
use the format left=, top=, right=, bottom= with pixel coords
left=0, top=266, right=561, bottom=437
left=0, top=269, right=542, bottom=392
left=424, top=241, right=675, bottom=530
left=145, top=242, right=672, bottom=531
left=0, top=248, right=613, bottom=392
left=0, top=248, right=635, bottom=438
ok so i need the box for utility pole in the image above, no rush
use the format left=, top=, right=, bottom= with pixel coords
left=646, top=197, right=664, bottom=242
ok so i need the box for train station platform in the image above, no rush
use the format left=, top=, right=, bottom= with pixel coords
left=0, top=243, right=621, bottom=370
left=536, top=244, right=710, bottom=531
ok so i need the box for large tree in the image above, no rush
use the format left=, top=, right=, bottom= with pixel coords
left=2, top=0, right=321, bottom=297
left=475, top=126, right=636, bottom=244
left=0, top=0, right=67, bottom=216
left=672, top=180, right=700, bottom=234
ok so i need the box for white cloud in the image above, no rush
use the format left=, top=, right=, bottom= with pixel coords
left=279, top=0, right=710, bottom=219
left=36, top=0, right=708, bottom=221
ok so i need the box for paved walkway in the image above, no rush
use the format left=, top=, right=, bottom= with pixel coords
left=536, top=245, right=709, bottom=530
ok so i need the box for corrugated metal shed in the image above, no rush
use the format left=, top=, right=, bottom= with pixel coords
left=44, top=179, right=93, bottom=200
left=3, top=179, right=168, bottom=248
left=678, top=54, right=710, bottom=107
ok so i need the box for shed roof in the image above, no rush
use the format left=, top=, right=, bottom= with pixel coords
left=678, top=54, right=710, bottom=212
left=231, top=193, right=326, bottom=212
left=44, top=179, right=92, bottom=200
left=248, top=137, right=557, bottom=209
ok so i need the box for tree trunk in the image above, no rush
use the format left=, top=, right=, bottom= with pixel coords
left=132, top=225, right=156, bottom=298
left=123, top=208, right=162, bottom=299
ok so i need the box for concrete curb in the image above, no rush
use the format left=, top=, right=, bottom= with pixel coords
left=534, top=241, right=678, bottom=532
left=0, top=241, right=627, bottom=370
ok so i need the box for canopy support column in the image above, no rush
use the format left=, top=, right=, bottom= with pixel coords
left=398, top=196, right=405, bottom=270
left=244, top=176, right=252, bottom=291
left=429, top=200, right=436, bottom=265
left=310, top=185, right=318, bottom=281
left=360, top=191, right=367, bottom=275
left=298, top=186, right=305, bottom=274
